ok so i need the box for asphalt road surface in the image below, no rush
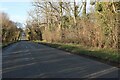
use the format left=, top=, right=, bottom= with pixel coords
left=2, top=41, right=119, bottom=78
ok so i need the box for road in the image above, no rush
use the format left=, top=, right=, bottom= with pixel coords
left=2, top=41, right=119, bottom=78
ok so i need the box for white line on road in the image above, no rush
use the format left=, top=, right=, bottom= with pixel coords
left=83, top=67, right=118, bottom=78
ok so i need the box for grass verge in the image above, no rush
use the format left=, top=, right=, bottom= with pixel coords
left=34, top=41, right=120, bottom=68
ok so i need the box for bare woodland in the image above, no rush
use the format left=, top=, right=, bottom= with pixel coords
left=25, top=0, right=120, bottom=50
left=1, top=12, right=22, bottom=44
left=1, top=0, right=120, bottom=51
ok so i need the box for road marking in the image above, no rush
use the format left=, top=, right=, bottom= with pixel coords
left=3, top=62, right=37, bottom=73
left=83, top=67, right=118, bottom=78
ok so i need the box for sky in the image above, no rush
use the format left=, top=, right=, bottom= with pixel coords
left=0, top=0, right=92, bottom=28
left=0, top=1, right=32, bottom=27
